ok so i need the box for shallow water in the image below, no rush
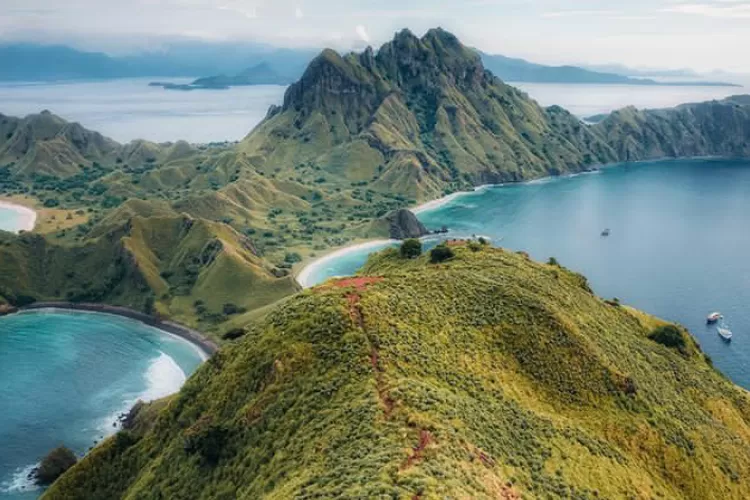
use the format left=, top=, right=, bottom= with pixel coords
left=0, top=310, right=205, bottom=499
left=307, top=158, right=750, bottom=390
left=0, top=206, right=31, bottom=233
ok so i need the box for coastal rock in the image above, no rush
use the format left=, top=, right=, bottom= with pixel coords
left=384, top=209, right=429, bottom=239
left=35, top=446, right=77, bottom=485
left=0, top=303, right=18, bottom=316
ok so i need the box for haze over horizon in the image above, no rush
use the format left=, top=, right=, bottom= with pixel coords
left=1, top=0, right=749, bottom=74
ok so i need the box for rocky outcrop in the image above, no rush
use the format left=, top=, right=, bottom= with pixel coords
left=384, top=209, right=429, bottom=239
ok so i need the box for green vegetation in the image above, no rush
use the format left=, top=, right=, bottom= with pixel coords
left=429, top=243, right=455, bottom=263
left=1, top=29, right=749, bottom=332
left=44, top=246, right=750, bottom=499
left=648, top=324, right=695, bottom=357
left=399, top=238, right=422, bottom=259
left=35, top=446, right=77, bottom=485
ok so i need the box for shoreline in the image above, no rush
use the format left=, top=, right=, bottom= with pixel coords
left=0, top=200, right=37, bottom=232
left=297, top=157, right=740, bottom=289
left=18, top=302, right=218, bottom=357
left=295, top=239, right=398, bottom=289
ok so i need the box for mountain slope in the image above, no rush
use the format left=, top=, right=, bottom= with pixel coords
left=44, top=245, right=750, bottom=499
left=0, top=43, right=317, bottom=82
left=239, top=29, right=618, bottom=200
left=479, top=52, right=737, bottom=86
left=0, top=215, right=299, bottom=325
left=596, top=99, right=750, bottom=160
left=239, top=29, right=750, bottom=201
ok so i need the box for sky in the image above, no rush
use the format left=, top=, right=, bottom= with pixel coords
left=1, top=0, right=749, bottom=73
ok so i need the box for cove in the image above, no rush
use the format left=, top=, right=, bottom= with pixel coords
left=305, top=158, right=750, bottom=389
left=0, top=202, right=36, bottom=234
left=0, top=310, right=206, bottom=499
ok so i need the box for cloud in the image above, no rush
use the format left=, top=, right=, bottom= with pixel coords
left=542, top=10, right=620, bottom=18
left=295, top=6, right=303, bottom=19
left=662, top=2, right=750, bottom=18
left=355, top=24, right=369, bottom=43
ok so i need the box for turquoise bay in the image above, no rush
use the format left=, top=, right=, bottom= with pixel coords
left=310, top=158, right=750, bottom=389
left=0, top=310, right=205, bottom=499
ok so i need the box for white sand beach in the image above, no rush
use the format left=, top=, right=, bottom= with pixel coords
left=0, top=201, right=37, bottom=233
left=295, top=239, right=397, bottom=288
left=411, top=184, right=495, bottom=215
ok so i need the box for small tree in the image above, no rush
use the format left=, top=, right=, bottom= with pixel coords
left=400, top=239, right=423, bottom=259
left=648, top=325, right=687, bottom=352
left=430, top=244, right=455, bottom=263
left=35, top=446, right=77, bottom=485
left=547, top=257, right=560, bottom=266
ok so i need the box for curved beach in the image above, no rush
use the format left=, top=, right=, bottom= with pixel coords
left=0, top=201, right=37, bottom=233
left=20, top=302, right=218, bottom=357
left=296, top=240, right=398, bottom=289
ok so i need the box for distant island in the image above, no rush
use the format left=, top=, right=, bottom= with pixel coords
left=149, top=63, right=294, bottom=91
left=154, top=51, right=741, bottom=91
left=478, top=51, right=740, bottom=87
left=0, top=42, right=738, bottom=89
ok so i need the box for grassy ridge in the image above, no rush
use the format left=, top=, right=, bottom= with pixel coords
left=45, top=246, right=750, bottom=499
left=0, top=215, right=299, bottom=333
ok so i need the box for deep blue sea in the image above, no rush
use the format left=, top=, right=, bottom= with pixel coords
left=0, top=310, right=205, bottom=499
left=307, top=158, right=750, bottom=389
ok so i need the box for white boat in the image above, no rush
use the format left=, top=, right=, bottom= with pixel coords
left=717, top=326, right=733, bottom=341
left=707, top=312, right=723, bottom=323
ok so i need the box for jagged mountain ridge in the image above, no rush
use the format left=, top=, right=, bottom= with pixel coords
left=240, top=28, right=750, bottom=200
left=244, top=28, right=618, bottom=199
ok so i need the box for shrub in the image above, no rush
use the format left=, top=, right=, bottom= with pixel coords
left=222, top=303, right=246, bottom=316
left=430, top=244, right=455, bottom=263
left=183, top=418, right=229, bottom=465
left=9, top=294, right=36, bottom=307
left=284, top=252, right=303, bottom=264
left=222, top=328, right=247, bottom=340
left=400, top=239, right=423, bottom=259
left=648, top=325, right=687, bottom=352
left=547, top=257, right=559, bottom=266
left=35, top=446, right=77, bottom=485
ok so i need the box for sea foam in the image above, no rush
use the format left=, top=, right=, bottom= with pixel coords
left=0, top=464, right=40, bottom=494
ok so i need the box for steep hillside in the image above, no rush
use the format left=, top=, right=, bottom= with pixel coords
left=0, top=215, right=299, bottom=330
left=596, top=98, right=750, bottom=161
left=239, top=29, right=750, bottom=201
left=239, top=28, right=617, bottom=200
left=45, top=245, right=750, bottom=499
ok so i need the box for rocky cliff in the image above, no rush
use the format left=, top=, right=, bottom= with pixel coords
left=384, top=208, right=429, bottom=239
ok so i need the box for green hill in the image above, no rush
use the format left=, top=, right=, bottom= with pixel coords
left=1, top=29, right=750, bottom=331
left=238, top=28, right=750, bottom=200
left=44, top=245, right=750, bottom=499
left=0, top=215, right=299, bottom=326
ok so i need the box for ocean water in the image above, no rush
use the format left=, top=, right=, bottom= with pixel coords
left=0, top=79, right=745, bottom=143
left=307, top=158, right=750, bottom=390
left=0, top=310, right=205, bottom=499
left=0, top=79, right=287, bottom=144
